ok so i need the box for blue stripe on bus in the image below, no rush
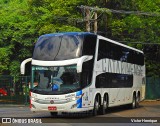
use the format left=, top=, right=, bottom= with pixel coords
left=76, top=90, right=82, bottom=108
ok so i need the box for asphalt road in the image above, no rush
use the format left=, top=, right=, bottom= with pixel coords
left=0, top=101, right=160, bottom=126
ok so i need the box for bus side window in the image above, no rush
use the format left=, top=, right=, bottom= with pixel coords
left=98, top=40, right=107, bottom=60
left=96, top=74, right=106, bottom=88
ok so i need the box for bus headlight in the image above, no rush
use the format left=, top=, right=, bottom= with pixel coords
left=66, top=93, right=84, bottom=102
left=71, top=93, right=84, bottom=101
left=66, top=96, right=79, bottom=102
left=31, top=97, right=35, bottom=101
left=31, top=97, right=38, bottom=102
left=71, top=97, right=76, bottom=101
left=75, top=93, right=84, bottom=99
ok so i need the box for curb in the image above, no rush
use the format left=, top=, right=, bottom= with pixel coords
left=143, top=99, right=160, bottom=102
left=0, top=104, right=29, bottom=107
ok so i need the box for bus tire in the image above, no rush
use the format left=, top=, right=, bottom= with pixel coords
left=100, top=96, right=108, bottom=115
left=136, top=93, right=140, bottom=108
left=130, top=94, right=136, bottom=109
left=93, top=96, right=100, bottom=116
left=50, top=112, right=58, bottom=117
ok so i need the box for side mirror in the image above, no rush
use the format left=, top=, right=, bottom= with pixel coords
left=21, top=58, right=32, bottom=75
left=77, top=56, right=93, bottom=73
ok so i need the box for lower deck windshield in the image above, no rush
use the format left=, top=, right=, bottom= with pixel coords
left=31, top=65, right=81, bottom=94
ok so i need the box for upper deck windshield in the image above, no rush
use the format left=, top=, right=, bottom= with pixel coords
left=33, top=34, right=83, bottom=61
left=31, top=65, right=81, bottom=94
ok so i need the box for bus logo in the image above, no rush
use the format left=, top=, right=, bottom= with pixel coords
left=50, top=100, right=54, bottom=104
left=2, top=118, right=11, bottom=123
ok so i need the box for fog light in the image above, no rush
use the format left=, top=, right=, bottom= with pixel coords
left=31, top=104, right=36, bottom=109
left=71, top=103, right=77, bottom=109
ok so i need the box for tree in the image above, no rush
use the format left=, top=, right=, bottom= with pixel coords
left=27, top=0, right=82, bottom=34
left=0, top=0, right=36, bottom=77
left=105, top=0, right=160, bottom=77
left=0, top=0, right=159, bottom=77
left=0, top=0, right=84, bottom=76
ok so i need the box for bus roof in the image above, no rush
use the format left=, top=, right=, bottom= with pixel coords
left=38, top=32, right=143, bottom=54
left=39, top=32, right=94, bottom=38
left=97, top=35, right=144, bottom=54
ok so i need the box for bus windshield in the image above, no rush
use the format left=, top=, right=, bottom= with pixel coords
left=31, top=65, right=81, bottom=94
left=33, top=34, right=83, bottom=61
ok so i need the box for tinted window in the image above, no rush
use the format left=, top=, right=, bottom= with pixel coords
left=33, top=35, right=83, bottom=61
left=82, top=35, right=97, bottom=56
left=98, top=39, right=144, bottom=65
left=80, top=59, right=94, bottom=88
left=80, top=34, right=97, bottom=88
left=96, top=73, right=133, bottom=88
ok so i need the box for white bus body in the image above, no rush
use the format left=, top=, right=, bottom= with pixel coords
left=21, top=32, right=145, bottom=115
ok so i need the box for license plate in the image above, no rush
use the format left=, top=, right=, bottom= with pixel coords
left=48, top=106, right=57, bottom=111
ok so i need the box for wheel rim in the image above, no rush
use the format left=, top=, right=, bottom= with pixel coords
left=132, top=95, right=136, bottom=108
left=95, top=100, right=99, bottom=110
left=93, top=99, right=99, bottom=115
left=136, top=95, right=140, bottom=107
left=103, top=100, right=107, bottom=109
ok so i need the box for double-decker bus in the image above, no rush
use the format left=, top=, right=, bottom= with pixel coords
left=21, top=32, right=145, bottom=116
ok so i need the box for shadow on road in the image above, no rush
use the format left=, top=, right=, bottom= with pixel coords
left=34, top=105, right=144, bottom=118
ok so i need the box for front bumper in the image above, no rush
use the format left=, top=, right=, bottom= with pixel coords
left=30, top=100, right=91, bottom=113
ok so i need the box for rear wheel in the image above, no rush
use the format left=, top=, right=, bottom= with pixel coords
left=93, top=96, right=100, bottom=116
left=100, top=96, right=108, bottom=115
left=130, top=94, right=136, bottom=109
left=136, top=94, right=140, bottom=108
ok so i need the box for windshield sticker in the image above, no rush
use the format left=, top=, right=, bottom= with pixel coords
left=32, top=66, right=49, bottom=70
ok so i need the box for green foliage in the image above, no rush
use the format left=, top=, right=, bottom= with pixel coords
left=9, top=61, right=20, bottom=77
left=27, top=0, right=82, bottom=35
left=0, top=0, right=159, bottom=77
left=0, top=0, right=83, bottom=76
left=0, top=47, right=12, bottom=74
left=0, top=0, right=37, bottom=76
left=108, top=0, right=160, bottom=77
